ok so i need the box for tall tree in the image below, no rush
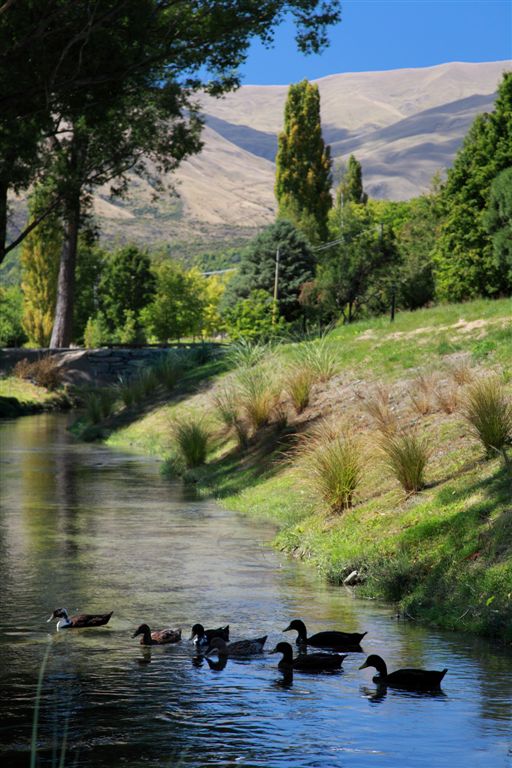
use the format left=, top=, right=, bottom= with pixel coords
left=483, top=166, right=512, bottom=288
left=275, top=79, right=332, bottom=243
left=337, top=155, right=367, bottom=206
left=433, top=72, right=512, bottom=301
left=21, top=187, right=62, bottom=346
left=0, top=2, right=341, bottom=347
left=221, top=219, right=316, bottom=323
left=99, top=245, right=156, bottom=335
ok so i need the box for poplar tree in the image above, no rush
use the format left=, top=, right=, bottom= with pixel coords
left=337, top=155, right=368, bottom=206
left=275, top=79, right=332, bottom=243
left=21, top=188, right=62, bottom=346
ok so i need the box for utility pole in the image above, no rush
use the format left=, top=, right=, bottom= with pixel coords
left=272, top=248, right=280, bottom=325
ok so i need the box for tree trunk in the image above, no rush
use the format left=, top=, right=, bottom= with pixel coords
left=50, top=194, right=80, bottom=348
left=0, top=180, right=8, bottom=265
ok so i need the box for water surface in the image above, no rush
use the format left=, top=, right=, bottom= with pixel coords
left=0, top=414, right=510, bottom=767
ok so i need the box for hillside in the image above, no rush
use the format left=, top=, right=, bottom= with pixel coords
left=83, top=297, right=512, bottom=640
left=6, top=60, right=510, bottom=259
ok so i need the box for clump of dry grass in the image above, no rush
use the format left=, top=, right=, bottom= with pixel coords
left=434, top=383, right=459, bottom=414
left=235, top=366, right=280, bottom=431
left=211, top=383, right=249, bottom=448
left=363, top=384, right=397, bottom=435
left=284, top=364, right=315, bottom=414
left=380, top=429, right=430, bottom=493
left=299, top=422, right=363, bottom=513
left=462, top=377, right=512, bottom=456
left=409, top=371, right=437, bottom=415
left=449, top=358, right=473, bottom=385
left=13, top=355, right=62, bottom=390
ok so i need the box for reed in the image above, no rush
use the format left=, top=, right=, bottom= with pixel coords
left=83, top=388, right=117, bottom=424
left=172, top=416, right=210, bottom=468
left=235, top=366, right=279, bottom=431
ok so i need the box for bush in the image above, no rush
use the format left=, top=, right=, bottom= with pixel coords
left=285, top=364, right=314, bottom=414
left=380, top=429, right=430, bottom=493
left=172, top=417, right=210, bottom=469
left=300, top=425, right=363, bottom=513
left=13, top=355, right=62, bottom=390
left=462, top=377, right=512, bottom=456
left=84, top=312, right=110, bottom=348
left=0, top=286, right=26, bottom=347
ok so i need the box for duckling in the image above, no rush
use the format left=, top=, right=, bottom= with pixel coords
left=47, top=608, right=113, bottom=630
left=283, top=618, right=366, bottom=650
left=190, top=623, right=229, bottom=647
left=205, top=636, right=267, bottom=658
left=271, top=641, right=347, bottom=673
left=359, top=654, right=448, bottom=690
left=132, top=623, right=181, bottom=646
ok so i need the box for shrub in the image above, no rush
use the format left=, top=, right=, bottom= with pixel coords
left=235, top=366, right=279, bottom=430
left=84, top=312, right=110, bottom=348
left=13, top=355, right=62, bottom=390
left=300, top=425, right=363, bottom=513
left=462, top=377, right=512, bottom=456
left=295, top=336, right=338, bottom=382
left=363, top=384, right=397, bottom=434
left=172, top=417, right=210, bottom=469
left=285, top=364, right=314, bottom=414
left=380, top=429, right=430, bottom=493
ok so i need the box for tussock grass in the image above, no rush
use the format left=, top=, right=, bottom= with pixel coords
left=212, top=383, right=249, bottom=448
left=435, top=383, right=459, bottom=414
left=299, top=424, right=363, bottom=513
left=363, top=384, right=397, bottom=434
left=84, top=389, right=117, bottom=424
left=235, top=366, right=279, bottom=430
left=462, top=377, right=512, bottom=456
left=285, top=364, right=314, bottom=414
left=13, top=355, right=62, bottom=390
left=294, top=336, right=339, bottom=382
left=409, top=371, right=437, bottom=415
left=172, top=416, right=210, bottom=469
left=449, top=358, right=474, bottom=385
left=380, top=429, right=430, bottom=493
left=228, top=338, right=273, bottom=369
left=154, top=353, right=183, bottom=390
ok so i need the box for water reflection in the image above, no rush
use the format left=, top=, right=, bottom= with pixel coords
left=0, top=414, right=511, bottom=768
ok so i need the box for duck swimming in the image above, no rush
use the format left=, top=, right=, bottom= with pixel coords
left=132, top=623, right=181, bottom=646
left=190, top=623, right=229, bottom=647
left=47, top=608, right=113, bottom=630
left=283, top=619, right=366, bottom=650
left=205, top=636, right=267, bottom=658
left=271, top=642, right=347, bottom=673
left=359, top=654, right=448, bottom=690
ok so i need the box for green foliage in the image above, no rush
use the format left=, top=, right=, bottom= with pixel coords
left=73, top=235, right=106, bottom=344
left=275, top=79, right=332, bottom=242
left=285, top=364, right=314, bottom=413
left=141, top=263, right=206, bottom=342
left=462, top=377, right=512, bottom=456
left=301, top=425, right=362, bottom=512
left=172, top=417, right=210, bottom=469
left=380, top=430, right=430, bottom=493
left=317, top=201, right=399, bottom=322
left=83, top=313, right=111, bottom=348
left=293, top=336, right=339, bottom=382
left=433, top=72, right=512, bottom=301
left=83, top=389, right=117, bottom=424
left=0, top=285, right=26, bottom=347
left=235, top=365, right=280, bottom=430
left=222, top=219, right=315, bottom=324
left=337, top=154, right=367, bottom=206
left=21, top=185, right=62, bottom=346
left=99, top=244, right=155, bottom=335
left=224, top=290, right=283, bottom=342
left=483, top=166, right=512, bottom=287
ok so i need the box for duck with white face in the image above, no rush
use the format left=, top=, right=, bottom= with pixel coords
left=47, top=608, right=113, bottom=630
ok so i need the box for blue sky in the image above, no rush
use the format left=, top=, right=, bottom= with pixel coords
left=240, top=0, right=512, bottom=85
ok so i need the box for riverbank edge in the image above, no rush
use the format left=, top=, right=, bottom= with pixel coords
left=0, top=390, right=72, bottom=418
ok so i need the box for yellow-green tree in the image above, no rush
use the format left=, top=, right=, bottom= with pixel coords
left=201, top=273, right=227, bottom=338
left=275, top=79, right=332, bottom=243
left=21, top=188, right=62, bottom=346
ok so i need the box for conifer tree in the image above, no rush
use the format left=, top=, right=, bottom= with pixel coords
left=275, top=79, right=332, bottom=242
left=337, top=155, right=368, bottom=206
left=21, top=187, right=62, bottom=346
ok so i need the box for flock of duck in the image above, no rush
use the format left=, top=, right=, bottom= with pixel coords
left=47, top=609, right=448, bottom=691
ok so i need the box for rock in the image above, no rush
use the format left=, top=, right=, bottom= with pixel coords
left=343, top=570, right=359, bottom=586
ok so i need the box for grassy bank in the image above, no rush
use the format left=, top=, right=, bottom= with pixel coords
left=0, top=376, right=70, bottom=417
left=95, top=298, right=512, bottom=640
